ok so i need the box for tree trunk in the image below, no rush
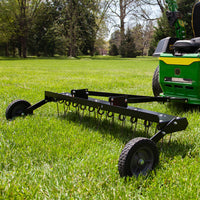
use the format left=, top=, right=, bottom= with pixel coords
left=119, top=0, right=126, bottom=56
left=120, top=0, right=125, bottom=45
left=21, top=36, right=27, bottom=58
left=69, top=0, right=77, bottom=57
left=5, top=43, right=9, bottom=57
left=19, top=0, right=27, bottom=58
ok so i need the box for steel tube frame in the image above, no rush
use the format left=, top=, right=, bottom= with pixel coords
left=34, top=89, right=188, bottom=143
left=23, top=89, right=188, bottom=144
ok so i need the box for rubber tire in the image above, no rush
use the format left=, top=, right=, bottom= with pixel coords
left=118, top=137, right=159, bottom=177
left=6, top=99, right=32, bottom=120
left=152, top=66, right=163, bottom=97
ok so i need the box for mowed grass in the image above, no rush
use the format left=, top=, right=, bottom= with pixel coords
left=0, top=56, right=200, bottom=199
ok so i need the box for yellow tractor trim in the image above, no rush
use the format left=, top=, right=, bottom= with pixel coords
left=159, top=57, right=200, bottom=65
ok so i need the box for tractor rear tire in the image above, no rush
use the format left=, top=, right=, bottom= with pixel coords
left=152, top=66, right=163, bottom=97
left=118, top=137, right=159, bottom=177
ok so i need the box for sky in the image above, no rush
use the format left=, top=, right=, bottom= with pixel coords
left=106, top=3, right=162, bottom=40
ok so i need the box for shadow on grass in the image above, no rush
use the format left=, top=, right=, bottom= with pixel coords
left=57, top=109, right=192, bottom=159
left=59, top=111, right=138, bottom=143
left=166, top=102, right=200, bottom=115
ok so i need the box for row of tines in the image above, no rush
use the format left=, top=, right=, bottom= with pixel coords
left=56, top=100, right=159, bottom=136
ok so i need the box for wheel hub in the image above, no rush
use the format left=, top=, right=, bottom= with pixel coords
left=138, top=158, right=145, bottom=166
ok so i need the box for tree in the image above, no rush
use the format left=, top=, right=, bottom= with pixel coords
left=0, top=0, right=18, bottom=56
left=61, top=0, right=104, bottom=57
left=14, top=0, right=42, bottom=57
left=108, top=0, right=160, bottom=56
left=150, top=0, right=195, bottom=54
left=131, top=24, right=144, bottom=55
left=108, top=0, right=140, bottom=54
left=109, top=30, right=121, bottom=48
left=0, top=0, right=106, bottom=57
left=120, top=28, right=136, bottom=57
left=178, top=0, right=195, bottom=39
left=28, top=0, right=62, bottom=56
left=109, top=44, right=119, bottom=56
left=0, top=0, right=42, bottom=57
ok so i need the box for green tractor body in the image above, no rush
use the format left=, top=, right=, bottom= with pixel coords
left=159, top=53, right=200, bottom=104
left=153, top=1, right=200, bottom=105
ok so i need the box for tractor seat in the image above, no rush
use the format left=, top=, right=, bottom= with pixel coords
left=174, top=37, right=200, bottom=53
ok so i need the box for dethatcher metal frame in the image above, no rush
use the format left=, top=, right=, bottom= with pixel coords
left=6, top=89, right=188, bottom=177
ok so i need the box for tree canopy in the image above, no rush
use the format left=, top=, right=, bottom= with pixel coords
left=0, top=0, right=197, bottom=57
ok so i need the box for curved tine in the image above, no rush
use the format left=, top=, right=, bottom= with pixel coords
left=63, top=102, right=66, bottom=116
left=118, top=114, right=126, bottom=121
left=97, top=107, right=104, bottom=116
left=80, top=104, right=87, bottom=111
left=112, top=113, right=115, bottom=124
left=72, top=102, right=78, bottom=108
left=144, top=120, right=152, bottom=128
left=57, top=102, right=60, bottom=116
left=118, top=114, right=126, bottom=134
left=168, top=133, right=173, bottom=145
left=65, top=101, right=71, bottom=107
left=88, top=106, right=95, bottom=112
left=144, top=120, right=152, bottom=136
left=88, top=106, right=94, bottom=117
left=130, top=117, right=138, bottom=136
left=106, top=111, right=114, bottom=121
left=59, top=100, right=64, bottom=104
left=64, top=101, right=70, bottom=116
left=130, top=117, right=138, bottom=124
left=107, top=111, right=114, bottom=118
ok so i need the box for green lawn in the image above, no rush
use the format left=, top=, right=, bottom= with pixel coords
left=1, top=56, right=200, bottom=199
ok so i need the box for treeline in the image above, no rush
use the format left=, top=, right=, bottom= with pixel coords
left=0, top=0, right=104, bottom=57
left=109, top=23, right=154, bottom=57
left=0, top=0, right=196, bottom=58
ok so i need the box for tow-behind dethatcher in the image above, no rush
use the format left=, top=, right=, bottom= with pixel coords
left=6, top=89, right=188, bottom=177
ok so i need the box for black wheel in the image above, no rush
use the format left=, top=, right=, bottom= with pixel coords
left=6, top=100, right=32, bottom=120
left=118, top=137, right=159, bottom=177
left=152, top=66, right=163, bottom=97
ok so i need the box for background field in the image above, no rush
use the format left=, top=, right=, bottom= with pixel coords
left=0, top=56, right=200, bottom=199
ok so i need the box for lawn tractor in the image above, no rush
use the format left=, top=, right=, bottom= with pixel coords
left=5, top=1, right=200, bottom=178
left=153, top=0, right=200, bottom=105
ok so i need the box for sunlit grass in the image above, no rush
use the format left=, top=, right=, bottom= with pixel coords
left=0, top=56, right=200, bottom=199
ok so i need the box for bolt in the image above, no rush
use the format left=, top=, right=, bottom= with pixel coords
left=138, top=159, right=145, bottom=166
left=162, top=131, right=166, bottom=135
left=174, top=121, right=178, bottom=125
